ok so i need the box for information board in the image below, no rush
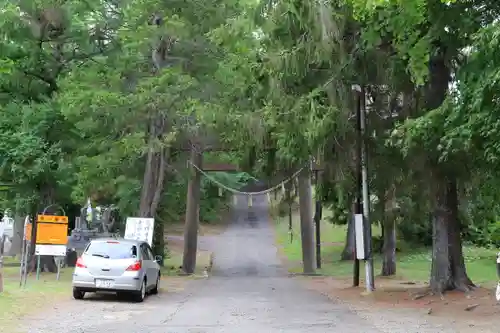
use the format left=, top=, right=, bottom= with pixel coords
left=124, top=217, right=155, bottom=246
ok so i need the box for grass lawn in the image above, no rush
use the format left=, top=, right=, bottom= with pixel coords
left=0, top=259, right=73, bottom=327
left=274, top=210, right=498, bottom=286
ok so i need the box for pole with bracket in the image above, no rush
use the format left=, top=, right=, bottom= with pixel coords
left=359, top=85, right=375, bottom=292
left=352, top=84, right=375, bottom=292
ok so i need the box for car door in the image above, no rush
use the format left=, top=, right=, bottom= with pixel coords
left=140, top=243, right=154, bottom=289
left=145, top=244, right=159, bottom=282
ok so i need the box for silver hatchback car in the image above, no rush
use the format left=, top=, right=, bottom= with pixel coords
left=72, top=238, right=162, bottom=302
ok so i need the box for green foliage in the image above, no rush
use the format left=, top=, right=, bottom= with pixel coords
left=0, top=0, right=251, bottom=227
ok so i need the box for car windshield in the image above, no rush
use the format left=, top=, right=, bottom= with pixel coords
left=85, top=241, right=138, bottom=259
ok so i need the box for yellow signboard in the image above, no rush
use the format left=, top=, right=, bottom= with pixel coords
left=35, top=223, right=68, bottom=245
left=37, top=214, right=68, bottom=224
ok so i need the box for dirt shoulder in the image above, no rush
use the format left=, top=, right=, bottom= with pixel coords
left=301, top=276, right=499, bottom=333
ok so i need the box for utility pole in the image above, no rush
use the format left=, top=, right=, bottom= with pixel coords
left=360, top=85, right=375, bottom=292
left=353, top=84, right=375, bottom=292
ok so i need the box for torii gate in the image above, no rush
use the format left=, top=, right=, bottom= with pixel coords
left=180, top=141, right=323, bottom=276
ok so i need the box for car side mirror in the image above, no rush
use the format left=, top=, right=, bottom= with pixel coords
left=154, top=255, right=163, bottom=264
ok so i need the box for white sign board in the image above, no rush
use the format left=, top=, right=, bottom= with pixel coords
left=354, top=214, right=365, bottom=260
left=124, top=217, right=155, bottom=246
left=35, top=244, right=67, bottom=257
left=1, top=212, right=14, bottom=238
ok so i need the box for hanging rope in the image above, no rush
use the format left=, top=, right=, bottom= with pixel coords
left=187, top=159, right=308, bottom=196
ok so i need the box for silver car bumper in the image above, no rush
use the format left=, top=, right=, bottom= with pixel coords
left=72, top=268, right=144, bottom=292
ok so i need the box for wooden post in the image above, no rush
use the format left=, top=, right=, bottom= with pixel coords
left=298, top=165, right=315, bottom=274
left=182, top=146, right=203, bottom=274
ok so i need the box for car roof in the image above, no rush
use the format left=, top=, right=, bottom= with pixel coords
left=89, top=238, right=145, bottom=246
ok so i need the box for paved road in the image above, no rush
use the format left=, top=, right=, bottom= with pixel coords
left=24, top=195, right=462, bottom=333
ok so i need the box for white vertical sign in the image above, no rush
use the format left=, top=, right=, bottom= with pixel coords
left=124, top=217, right=155, bottom=246
left=354, top=214, right=365, bottom=260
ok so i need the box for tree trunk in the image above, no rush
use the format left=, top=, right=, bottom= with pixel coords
left=341, top=201, right=356, bottom=260
left=298, top=167, right=315, bottom=274
left=381, top=218, right=396, bottom=276
left=380, top=186, right=396, bottom=276
left=7, top=216, right=24, bottom=257
left=430, top=173, right=474, bottom=293
left=425, top=49, right=473, bottom=293
left=138, top=115, right=168, bottom=261
left=341, top=217, right=355, bottom=260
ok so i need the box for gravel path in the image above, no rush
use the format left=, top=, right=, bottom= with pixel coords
left=22, top=195, right=474, bottom=333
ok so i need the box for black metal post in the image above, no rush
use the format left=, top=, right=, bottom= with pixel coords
left=314, top=170, right=322, bottom=269
left=314, top=199, right=322, bottom=269
left=353, top=88, right=362, bottom=287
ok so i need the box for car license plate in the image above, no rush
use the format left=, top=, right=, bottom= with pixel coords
left=95, top=279, right=115, bottom=288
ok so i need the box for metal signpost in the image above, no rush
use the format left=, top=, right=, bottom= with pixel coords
left=35, top=214, right=68, bottom=280
left=19, top=215, right=32, bottom=288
